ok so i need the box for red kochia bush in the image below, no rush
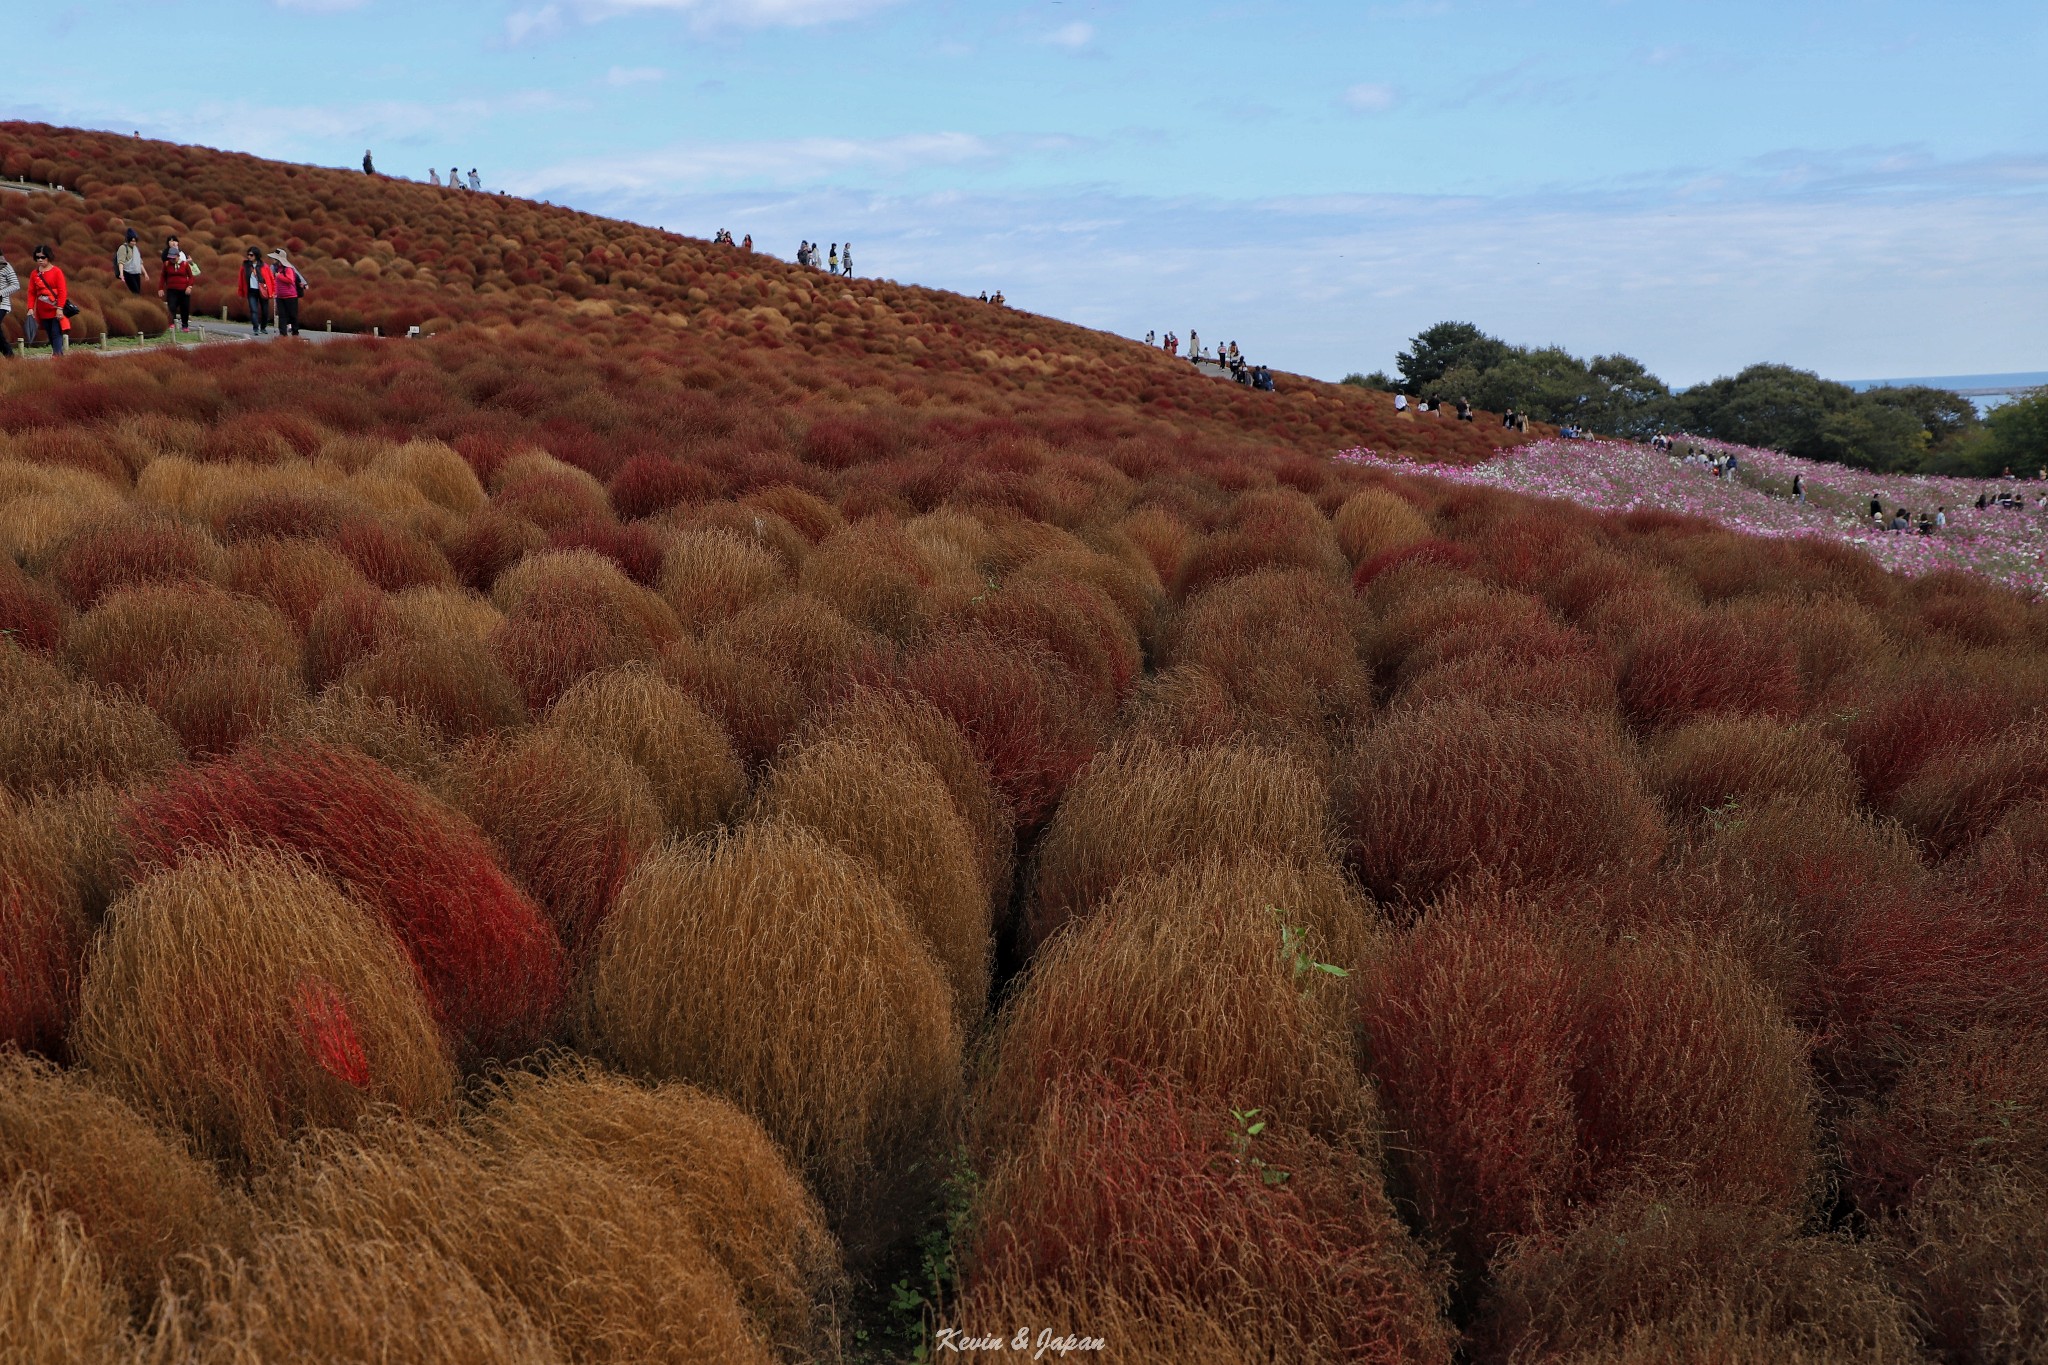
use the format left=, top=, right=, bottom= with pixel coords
left=50, top=516, right=214, bottom=609
left=1340, top=702, right=1666, bottom=905
left=1352, top=537, right=1475, bottom=590
left=122, top=741, right=563, bottom=1056
left=549, top=515, right=666, bottom=587
left=1618, top=608, right=1802, bottom=730
left=1837, top=667, right=2032, bottom=808
left=0, top=560, right=64, bottom=653
left=1356, top=905, right=1817, bottom=1276
left=899, top=629, right=1106, bottom=831
left=1, top=796, right=84, bottom=1054
left=955, top=1070, right=1455, bottom=1364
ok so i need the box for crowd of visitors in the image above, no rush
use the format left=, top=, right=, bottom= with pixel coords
left=977, top=289, right=1006, bottom=305
left=796, top=241, right=854, bottom=276
left=713, top=230, right=754, bottom=252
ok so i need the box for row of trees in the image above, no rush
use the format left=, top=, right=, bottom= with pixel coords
left=1345, top=321, right=2047, bottom=476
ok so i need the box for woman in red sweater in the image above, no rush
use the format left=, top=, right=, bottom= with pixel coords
left=27, top=245, right=68, bottom=356
left=158, top=236, right=197, bottom=332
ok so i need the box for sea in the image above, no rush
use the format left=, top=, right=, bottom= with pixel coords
left=1848, top=371, right=2048, bottom=416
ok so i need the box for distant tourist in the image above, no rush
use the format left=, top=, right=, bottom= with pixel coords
left=363, top=149, right=375, bottom=175
left=113, top=228, right=147, bottom=295
left=1457, top=396, right=1473, bottom=422
left=428, top=168, right=440, bottom=186
left=1145, top=329, right=1155, bottom=346
left=1189, top=329, right=1199, bottom=361
left=468, top=168, right=480, bottom=191
left=979, top=290, right=988, bottom=302
left=450, top=167, right=462, bottom=190
left=158, top=236, right=197, bottom=332
left=240, top=247, right=275, bottom=336
left=267, top=249, right=308, bottom=336
left=740, top=234, right=752, bottom=253
left=1792, top=473, right=1804, bottom=505
left=26, top=245, right=70, bottom=356
left=1870, top=493, right=1884, bottom=519
left=829, top=244, right=839, bottom=275
left=993, top=290, right=1005, bottom=306
left=1916, top=512, right=1934, bottom=535
left=1976, top=492, right=1989, bottom=510
left=1394, top=393, right=1409, bottom=414
left=1936, top=506, right=1947, bottom=529
left=0, top=247, right=17, bottom=358
left=841, top=243, right=853, bottom=277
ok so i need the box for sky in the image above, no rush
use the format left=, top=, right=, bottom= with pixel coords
left=24, top=0, right=2048, bottom=387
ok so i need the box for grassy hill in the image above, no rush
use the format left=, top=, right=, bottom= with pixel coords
left=3, top=124, right=2047, bottom=1363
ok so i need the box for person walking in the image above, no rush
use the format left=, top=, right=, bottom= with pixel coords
left=267, top=249, right=307, bottom=336
left=841, top=243, right=852, bottom=277
left=828, top=244, right=839, bottom=275
left=158, top=236, right=198, bottom=332
left=114, top=228, right=147, bottom=295
left=1791, top=473, right=1804, bottom=505
left=240, top=247, right=275, bottom=336
left=27, top=246, right=70, bottom=356
left=363, top=149, right=376, bottom=175
left=1189, top=329, right=1199, bottom=362
left=0, top=247, right=17, bottom=358
left=467, top=168, right=480, bottom=191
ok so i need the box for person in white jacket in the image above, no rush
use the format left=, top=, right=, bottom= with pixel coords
left=114, top=228, right=147, bottom=295
left=0, top=250, right=18, bottom=357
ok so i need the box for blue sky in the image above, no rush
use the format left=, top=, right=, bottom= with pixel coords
left=30, top=0, right=2048, bottom=386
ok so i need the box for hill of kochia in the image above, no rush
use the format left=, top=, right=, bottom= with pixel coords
left=3, top=125, right=2048, bottom=1365
left=0, top=120, right=1532, bottom=468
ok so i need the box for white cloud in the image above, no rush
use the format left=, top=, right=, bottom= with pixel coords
left=543, top=0, right=906, bottom=30
left=505, top=5, right=563, bottom=42
left=1342, top=82, right=1398, bottom=113
left=514, top=131, right=1001, bottom=194
left=1047, top=21, right=1094, bottom=49
left=605, top=65, right=666, bottom=86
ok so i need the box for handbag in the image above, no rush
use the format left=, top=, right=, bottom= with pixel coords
left=61, top=301, right=79, bottom=318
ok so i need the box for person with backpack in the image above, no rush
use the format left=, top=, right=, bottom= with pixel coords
left=267, top=249, right=308, bottom=336
left=0, top=248, right=17, bottom=358
left=158, top=236, right=198, bottom=332
left=27, top=246, right=71, bottom=356
left=114, top=228, right=147, bottom=295
left=240, top=247, right=275, bottom=336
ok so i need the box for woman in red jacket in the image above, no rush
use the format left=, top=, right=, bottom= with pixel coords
left=240, top=247, right=275, bottom=336
left=27, top=245, right=68, bottom=356
left=158, top=235, right=197, bottom=333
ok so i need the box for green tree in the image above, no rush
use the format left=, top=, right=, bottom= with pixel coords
left=1342, top=370, right=1396, bottom=392
left=1396, top=322, right=1511, bottom=393
left=1980, top=390, right=2048, bottom=474
left=1862, top=384, right=1981, bottom=454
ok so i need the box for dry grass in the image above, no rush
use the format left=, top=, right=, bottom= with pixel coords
left=546, top=666, right=747, bottom=834
left=979, top=855, right=1380, bottom=1163
left=167, top=1225, right=558, bottom=1364
left=71, top=850, right=458, bottom=1165
left=0, top=1181, right=141, bottom=1365
left=1341, top=701, right=1668, bottom=906
left=580, top=823, right=963, bottom=1261
left=0, top=681, right=183, bottom=796
left=473, top=1059, right=845, bottom=1360
left=1334, top=487, right=1433, bottom=565
left=1477, top=1196, right=1919, bottom=1364
left=337, top=632, right=529, bottom=741
left=221, top=536, right=373, bottom=634
left=1639, top=716, right=1858, bottom=823
left=1881, top=1167, right=2048, bottom=1365
left=758, top=732, right=990, bottom=1024
left=0, top=1053, right=237, bottom=1310
left=1890, top=719, right=2048, bottom=860
left=258, top=1120, right=774, bottom=1365
left=956, top=1070, right=1454, bottom=1365
left=66, top=583, right=303, bottom=757
left=276, top=688, right=450, bottom=787
left=798, top=520, right=936, bottom=645
left=18, top=783, right=130, bottom=925
left=802, top=687, right=1015, bottom=913
left=0, top=792, right=85, bottom=1054
left=440, top=727, right=665, bottom=960
left=1027, top=737, right=1332, bottom=954
left=657, top=528, right=790, bottom=631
